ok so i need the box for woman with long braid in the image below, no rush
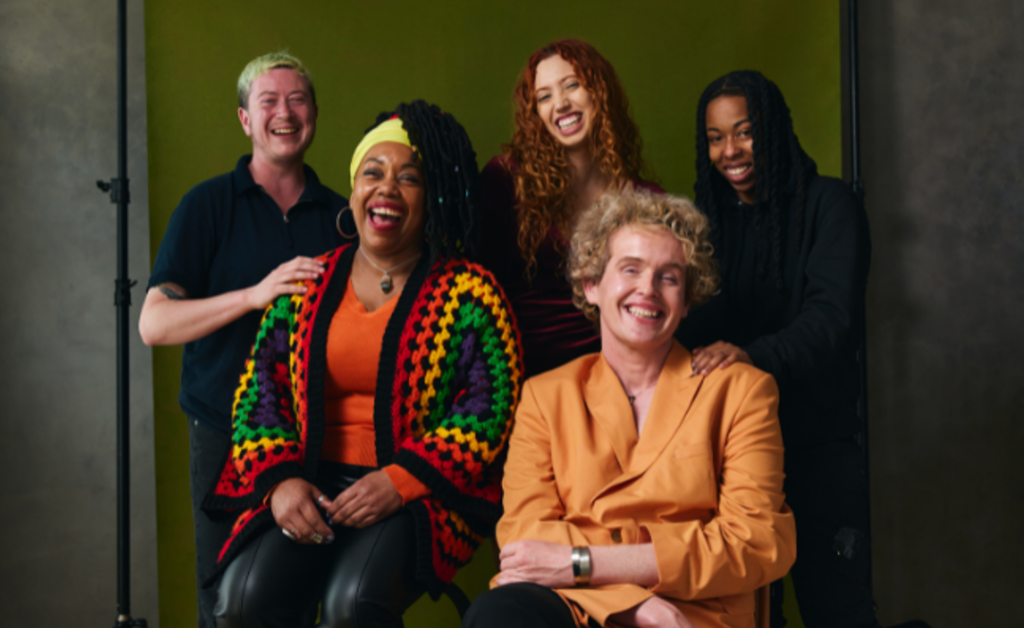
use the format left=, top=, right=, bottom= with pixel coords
left=205, top=100, right=522, bottom=628
left=481, top=39, right=662, bottom=378
left=677, top=70, right=878, bottom=628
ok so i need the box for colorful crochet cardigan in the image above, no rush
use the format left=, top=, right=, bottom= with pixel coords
left=202, top=244, right=522, bottom=597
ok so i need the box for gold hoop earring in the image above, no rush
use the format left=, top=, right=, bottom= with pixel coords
left=336, top=207, right=358, bottom=239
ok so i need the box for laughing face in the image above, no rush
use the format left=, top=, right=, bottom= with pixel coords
left=239, top=67, right=318, bottom=166
left=350, top=141, right=425, bottom=260
left=584, top=226, right=689, bottom=355
left=534, top=54, right=596, bottom=151
left=705, top=94, right=756, bottom=204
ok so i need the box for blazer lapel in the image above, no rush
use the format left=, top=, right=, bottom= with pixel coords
left=582, top=353, right=638, bottom=471
left=629, top=341, right=703, bottom=473
left=590, top=341, right=704, bottom=503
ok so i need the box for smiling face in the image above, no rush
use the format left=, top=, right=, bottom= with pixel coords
left=584, top=226, right=689, bottom=356
left=350, top=141, right=425, bottom=260
left=705, top=94, right=756, bottom=204
left=534, top=54, right=596, bottom=151
left=238, top=67, right=318, bottom=166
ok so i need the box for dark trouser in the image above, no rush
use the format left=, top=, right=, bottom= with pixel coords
left=214, top=464, right=425, bottom=628
left=190, top=418, right=235, bottom=628
left=464, top=583, right=599, bottom=628
left=771, top=437, right=879, bottom=628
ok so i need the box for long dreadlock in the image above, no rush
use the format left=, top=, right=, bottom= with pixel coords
left=694, top=70, right=817, bottom=289
left=369, top=100, right=482, bottom=262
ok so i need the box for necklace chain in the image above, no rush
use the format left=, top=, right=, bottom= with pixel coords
left=358, top=248, right=421, bottom=294
left=626, top=384, right=656, bottom=405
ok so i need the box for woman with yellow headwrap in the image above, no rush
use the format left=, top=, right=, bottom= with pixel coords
left=204, top=101, right=523, bottom=628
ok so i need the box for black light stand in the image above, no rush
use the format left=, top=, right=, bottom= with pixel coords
left=95, top=1, right=145, bottom=627
left=847, top=0, right=881, bottom=605
left=848, top=6, right=932, bottom=627
left=848, top=0, right=865, bottom=204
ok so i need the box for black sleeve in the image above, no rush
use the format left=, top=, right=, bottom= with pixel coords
left=743, top=179, right=871, bottom=383
left=147, top=183, right=221, bottom=298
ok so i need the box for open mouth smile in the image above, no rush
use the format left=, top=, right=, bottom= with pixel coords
left=271, top=127, right=298, bottom=136
left=555, top=112, right=583, bottom=134
left=722, top=163, right=753, bottom=183
left=367, top=203, right=404, bottom=230
left=626, top=305, right=663, bottom=320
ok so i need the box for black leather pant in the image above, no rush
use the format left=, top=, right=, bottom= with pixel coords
left=215, top=464, right=425, bottom=628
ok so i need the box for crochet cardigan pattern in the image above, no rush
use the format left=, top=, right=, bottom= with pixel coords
left=202, top=244, right=522, bottom=597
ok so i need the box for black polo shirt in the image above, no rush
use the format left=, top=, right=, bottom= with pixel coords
left=148, top=155, right=349, bottom=434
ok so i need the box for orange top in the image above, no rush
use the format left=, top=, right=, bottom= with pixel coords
left=323, top=278, right=429, bottom=504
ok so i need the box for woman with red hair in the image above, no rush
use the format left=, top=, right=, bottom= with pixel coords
left=481, top=39, right=662, bottom=378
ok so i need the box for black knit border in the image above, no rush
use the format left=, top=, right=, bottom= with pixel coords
left=372, top=254, right=435, bottom=467
left=201, top=461, right=304, bottom=515
left=407, top=500, right=446, bottom=600
left=304, top=245, right=356, bottom=480
left=200, top=507, right=275, bottom=588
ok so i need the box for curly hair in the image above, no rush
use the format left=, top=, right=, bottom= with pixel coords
left=366, top=100, right=482, bottom=261
left=505, top=39, right=649, bottom=279
left=568, top=189, right=719, bottom=325
left=695, top=70, right=816, bottom=289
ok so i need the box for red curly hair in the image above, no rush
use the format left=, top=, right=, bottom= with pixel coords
left=504, top=39, right=649, bottom=278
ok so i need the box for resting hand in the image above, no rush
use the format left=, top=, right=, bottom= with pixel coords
left=269, top=478, right=334, bottom=544
left=246, top=256, right=325, bottom=310
left=608, top=596, right=696, bottom=628
left=691, top=341, right=752, bottom=375
left=495, top=540, right=574, bottom=588
left=325, top=470, right=402, bottom=529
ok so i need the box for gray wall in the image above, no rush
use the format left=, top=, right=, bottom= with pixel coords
left=0, top=1, right=158, bottom=626
left=860, top=1, right=1024, bottom=626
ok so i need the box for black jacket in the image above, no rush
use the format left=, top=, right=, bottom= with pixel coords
left=678, top=175, right=871, bottom=450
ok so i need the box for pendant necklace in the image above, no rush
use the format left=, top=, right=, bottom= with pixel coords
left=626, top=384, right=656, bottom=405
left=358, top=248, right=421, bottom=294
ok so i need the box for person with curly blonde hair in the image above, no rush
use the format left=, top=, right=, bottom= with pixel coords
left=567, top=190, right=719, bottom=323
left=481, top=39, right=663, bottom=378
left=464, top=189, right=796, bottom=628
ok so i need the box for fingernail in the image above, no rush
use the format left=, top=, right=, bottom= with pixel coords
left=327, top=534, right=335, bottom=543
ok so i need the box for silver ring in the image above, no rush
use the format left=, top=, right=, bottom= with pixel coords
left=316, top=495, right=327, bottom=506
left=281, top=527, right=298, bottom=542
left=311, top=532, right=324, bottom=544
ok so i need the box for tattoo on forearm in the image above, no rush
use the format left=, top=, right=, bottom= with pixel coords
left=158, top=285, right=186, bottom=301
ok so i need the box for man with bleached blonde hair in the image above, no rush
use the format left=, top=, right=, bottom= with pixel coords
left=139, top=51, right=347, bottom=628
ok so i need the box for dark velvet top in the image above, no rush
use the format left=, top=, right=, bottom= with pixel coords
left=480, top=155, right=664, bottom=379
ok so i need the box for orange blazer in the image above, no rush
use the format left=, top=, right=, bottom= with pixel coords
left=495, top=341, right=797, bottom=628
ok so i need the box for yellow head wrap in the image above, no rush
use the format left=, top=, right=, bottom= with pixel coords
left=349, top=117, right=413, bottom=187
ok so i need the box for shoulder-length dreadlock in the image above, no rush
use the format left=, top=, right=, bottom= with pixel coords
left=368, top=100, right=482, bottom=262
left=694, top=70, right=817, bottom=289
left=504, top=39, right=650, bottom=278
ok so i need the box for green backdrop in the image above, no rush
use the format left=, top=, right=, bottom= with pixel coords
left=145, top=2, right=840, bottom=626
